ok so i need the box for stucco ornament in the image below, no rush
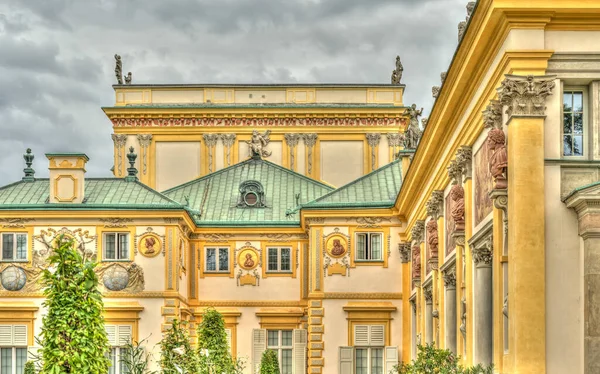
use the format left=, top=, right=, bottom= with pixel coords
left=246, top=130, right=272, bottom=158
left=497, top=74, right=556, bottom=118
left=391, top=55, right=404, bottom=85
left=403, top=104, right=424, bottom=149
left=97, top=262, right=145, bottom=293
left=426, top=219, right=439, bottom=259
left=487, top=128, right=508, bottom=189
left=102, top=265, right=130, bottom=291
left=138, top=234, right=162, bottom=258
left=0, top=266, right=27, bottom=291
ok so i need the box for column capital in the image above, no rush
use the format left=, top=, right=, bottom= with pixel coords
left=490, top=188, right=508, bottom=214
left=302, top=133, right=318, bottom=148
left=221, top=133, right=237, bottom=148
left=472, top=239, right=493, bottom=267
left=426, top=190, right=444, bottom=220
left=443, top=267, right=457, bottom=289
left=411, top=220, right=425, bottom=244
left=137, top=134, right=152, bottom=147
left=455, top=146, right=473, bottom=181
left=365, top=133, right=381, bottom=147
left=111, top=133, right=128, bottom=148
left=497, top=74, right=556, bottom=119
left=284, top=133, right=301, bottom=147
left=202, top=133, right=218, bottom=147
left=398, top=242, right=411, bottom=263
left=424, top=285, right=433, bottom=303
left=386, top=133, right=404, bottom=148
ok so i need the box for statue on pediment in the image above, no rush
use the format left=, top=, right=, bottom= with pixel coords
left=246, top=130, right=272, bottom=158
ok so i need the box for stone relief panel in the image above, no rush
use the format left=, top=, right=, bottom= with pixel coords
left=445, top=194, right=455, bottom=255
left=474, top=141, right=494, bottom=226
left=234, top=243, right=261, bottom=286
left=322, top=228, right=350, bottom=277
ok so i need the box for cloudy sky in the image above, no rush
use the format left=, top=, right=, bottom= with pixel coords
left=0, top=0, right=468, bottom=185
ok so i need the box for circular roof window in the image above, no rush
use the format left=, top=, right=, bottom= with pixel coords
left=244, top=192, right=258, bottom=206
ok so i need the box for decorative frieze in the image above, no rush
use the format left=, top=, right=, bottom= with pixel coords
left=111, top=117, right=406, bottom=128
left=366, top=133, right=381, bottom=170
left=0, top=218, right=34, bottom=228
left=497, top=74, right=556, bottom=118
left=100, top=218, right=133, bottom=228
left=346, top=216, right=392, bottom=228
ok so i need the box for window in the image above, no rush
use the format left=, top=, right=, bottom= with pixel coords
left=205, top=247, right=229, bottom=272
left=267, top=330, right=292, bottom=374
left=106, top=325, right=131, bottom=374
left=340, top=325, right=397, bottom=374
left=1, top=234, right=27, bottom=262
left=355, top=347, right=383, bottom=374
left=0, top=325, right=27, bottom=374
left=103, top=233, right=129, bottom=261
left=563, top=90, right=584, bottom=157
left=356, top=233, right=382, bottom=261
left=266, top=247, right=291, bottom=272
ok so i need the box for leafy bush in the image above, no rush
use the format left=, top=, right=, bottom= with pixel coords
left=394, top=344, right=493, bottom=374
left=197, top=308, right=246, bottom=374
left=38, top=235, right=110, bottom=373
left=24, top=361, right=35, bottom=374
left=259, top=349, right=280, bottom=374
left=159, top=319, right=199, bottom=374
left=121, top=337, right=157, bottom=374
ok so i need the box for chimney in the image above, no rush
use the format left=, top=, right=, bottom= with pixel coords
left=46, top=153, right=89, bottom=204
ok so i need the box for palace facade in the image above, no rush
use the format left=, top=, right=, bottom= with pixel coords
left=1, top=1, right=600, bottom=373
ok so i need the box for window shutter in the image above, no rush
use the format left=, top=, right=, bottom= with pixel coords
left=225, top=328, right=232, bottom=351
left=339, top=346, right=354, bottom=374
left=251, top=329, right=266, bottom=374
left=370, top=325, right=385, bottom=346
left=105, top=325, right=117, bottom=346
left=0, top=325, right=12, bottom=345
left=354, top=325, right=370, bottom=346
left=13, top=325, right=27, bottom=346
left=117, top=325, right=132, bottom=346
left=385, top=346, right=398, bottom=373
left=292, top=329, right=307, bottom=374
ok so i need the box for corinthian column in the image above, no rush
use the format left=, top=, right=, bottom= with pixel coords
left=443, top=267, right=457, bottom=354
left=472, top=238, right=493, bottom=366
left=424, top=285, right=433, bottom=344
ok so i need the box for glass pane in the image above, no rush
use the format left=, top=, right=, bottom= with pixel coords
left=281, top=330, right=292, bottom=347
left=16, top=234, right=27, bottom=260
left=563, top=113, right=572, bottom=134
left=280, top=248, right=291, bottom=271
left=267, top=330, right=278, bottom=347
left=357, top=234, right=366, bottom=260
left=206, top=248, right=216, bottom=271
left=16, top=348, right=26, bottom=374
left=563, top=135, right=573, bottom=156
left=218, top=248, right=229, bottom=271
left=108, top=348, right=116, bottom=374
left=371, top=234, right=382, bottom=260
left=574, top=113, right=583, bottom=134
left=282, top=349, right=292, bottom=374
left=105, top=234, right=116, bottom=260
left=118, top=234, right=129, bottom=260
left=355, top=348, right=368, bottom=374
left=371, top=348, right=383, bottom=374
left=1, top=348, right=12, bottom=374
left=574, top=92, right=583, bottom=112
left=268, top=248, right=278, bottom=271
left=574, top=135, right=584, bottom=156
left=120, top=348, right=130, bottom=374
left=563, top=92, right=572, bottom=112
left=2, top=234, right=13, bottom=260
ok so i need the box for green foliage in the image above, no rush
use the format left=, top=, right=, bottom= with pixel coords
left=120, top=337, right=157, bottom=374
left=159, top=319, right=199, bottom=374
left=197, top=308, right=242, bottom=374
left=38, top=235, right=110, bottom=373
left=394, top=344, right=493, bottom=374
left=24, top=361, right=35, bottom=374
left=259, top=350, right=280, bottom=374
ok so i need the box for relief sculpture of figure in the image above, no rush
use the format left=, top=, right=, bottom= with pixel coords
left=404, top=104, right=424, bottom=149
left=487, top=128, right=508, bottom=189
left=246, top=130, right=272, bottom=158
left=114, top=54, right=123, bottom=85
left=426, top=219, right=439, bottom=258
left=144, top=237, right=156, bottom=255
left=331, top=239, right=346, bottom=256
left=244, top=253, right=255, bottom=268
left=450, top=184, right=465, bottom=231
left=412, top=244, right=421, bottom=279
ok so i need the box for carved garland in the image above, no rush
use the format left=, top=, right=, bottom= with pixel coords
left=110, top=117, right=407, bottom=128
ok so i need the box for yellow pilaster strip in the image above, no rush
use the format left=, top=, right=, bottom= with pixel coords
left=492, top=207, right=505, bottom=372
left=402, top=260, right=411, bottom=362
left=463, top=178, right=474, bottom=365
left=437, top=216, right=446, bottom=349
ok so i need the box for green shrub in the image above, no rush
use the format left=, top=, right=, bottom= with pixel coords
left=159, top=319, right=199, bottom=374
left=259, top=349, right=280, bottom=374
left=38, top=235, right=110, bottom=373
left=120, top=337, right=157, bottom=374
left=24, top=361, right=35, bottom=374
left=197, top=307, right=245, bottom=374
left=394, top=344, right=493, bottom=374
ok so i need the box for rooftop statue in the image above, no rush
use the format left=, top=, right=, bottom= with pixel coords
left=114, top=54, right=123, bottom=85
left=391, top=55, right=404, bottom=85
left=246, top=130, right=272, bottom=158
left=404, top=104, right=424, bottom=149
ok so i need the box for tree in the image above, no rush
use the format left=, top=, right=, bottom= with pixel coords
left=197, top=308, right=236, bottom=374
left=259, top=350, right=280, bottom=374
left=394, top=344, right=493, bottom=374
left=159, top=319, right=199, bottom=374
left=38, top=235, right=110, bottom=373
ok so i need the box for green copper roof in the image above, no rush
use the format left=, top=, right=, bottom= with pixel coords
left=0, top=179, right=181, bottom=209
left=302, top=159, right=403, bottom=209
left=162, top=158, right=334, bottom=226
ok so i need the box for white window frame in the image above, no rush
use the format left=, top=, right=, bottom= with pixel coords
left=106, top=324, right=132, bottom=374
left=0, top=347, right=28, bottom=374
left=266, top=247, right=292, bottom=273
left=561, top=86, right=589, bottom=159
left=266, top=330, right=293, bottom=374
left=103, top=233, right=130, bottom=261
left=0, top=233, right=28, bottom=262
left=354, top=346, right=384, bottom=374
left=204, top=247, right=230, bottom=273
left=355, top=232, right=383, bottom=262
left=108, top=347, right=128, bottom=374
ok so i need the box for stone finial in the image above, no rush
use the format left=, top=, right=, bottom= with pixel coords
left=391, top=55, right=404, bottom=85
left=497, top=74, right=556, bottom=118
left=426, top=190, right=444, bottom=220
left=399, top=243, right=411, bottom=263
left=125, top=146, right=138, bottom=182
left=447, top=159, right=462, bottom=185
left=443, top=267, right=456, bottom=288
left=411, top=220, right=425, bottom=244
left=432, top=86, right=440, bottom=98
left=482, top=99, right=503, bottom=129
left=22, top=148, right=35, bottom=182
left=455, top=146, right=473, bottom=181
left=114, top=54, right=123, bottom=85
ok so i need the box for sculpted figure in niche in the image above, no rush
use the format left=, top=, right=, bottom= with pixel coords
left=331, top=239, right=346, bottom=256
left=412, top=244, right=421, bottom=279
left=244, top=253, right=255, bottom=268
left=426, top=219, right=439, bottom=258
left=450, top=184, right=465, bottom=231
left=403, top=104, right=424, bottom=149
left=487, top=128, right=508, bottom=189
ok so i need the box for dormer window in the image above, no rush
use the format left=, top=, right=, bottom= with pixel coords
left=237, top=180, right=266, bottom=208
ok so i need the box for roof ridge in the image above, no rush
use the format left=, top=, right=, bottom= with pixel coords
left=132, top=180, right=183, bottom=206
